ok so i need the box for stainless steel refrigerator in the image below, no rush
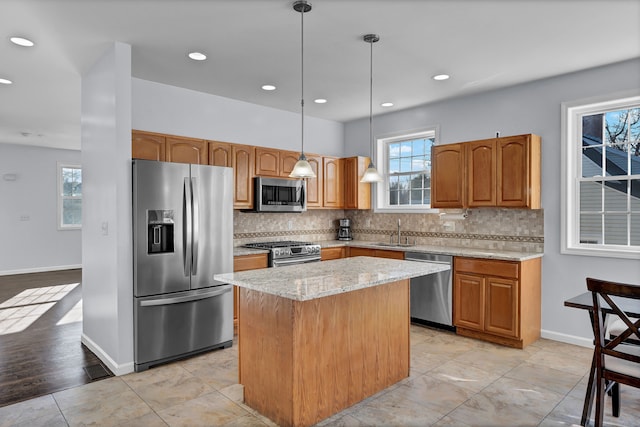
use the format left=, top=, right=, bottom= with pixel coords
left=132, top=159, right=234, bottom=372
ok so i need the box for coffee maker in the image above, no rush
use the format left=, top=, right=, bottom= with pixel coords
left=338, top=218, right=353, bottom=241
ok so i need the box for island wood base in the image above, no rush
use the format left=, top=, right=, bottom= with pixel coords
left=238, top=279, right=410, bottom=427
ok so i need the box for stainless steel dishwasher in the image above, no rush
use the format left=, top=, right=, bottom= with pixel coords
left=405, top=252, right=455, bottom=331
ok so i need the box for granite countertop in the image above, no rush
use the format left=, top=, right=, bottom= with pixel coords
left=214, top=256, right=449, bottom=301
left=233, top=240, right=543, bottom=261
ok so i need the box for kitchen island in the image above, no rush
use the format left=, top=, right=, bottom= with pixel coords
left=215, top=256, right=449, bottom=427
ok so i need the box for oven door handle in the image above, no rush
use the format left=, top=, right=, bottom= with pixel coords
left=272, top=256, right=321, bottom=267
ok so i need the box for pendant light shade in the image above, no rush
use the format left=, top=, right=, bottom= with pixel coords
left=289, top=0, right=316, bottom=179
left=360, top=34, right=383, bottom=183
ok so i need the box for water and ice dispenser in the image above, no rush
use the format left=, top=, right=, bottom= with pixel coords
left=147, top=210, right=175, bottom=254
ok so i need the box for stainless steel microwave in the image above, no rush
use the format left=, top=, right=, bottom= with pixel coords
left=253, top=177, right=306, bottom=212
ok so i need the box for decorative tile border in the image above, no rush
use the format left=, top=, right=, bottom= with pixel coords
left=234, top=228, right=544, bottom=244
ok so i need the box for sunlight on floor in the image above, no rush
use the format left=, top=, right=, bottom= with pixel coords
left=0, top=283, right=80, bottom=334
left=56, top=299, right=82, bottom=326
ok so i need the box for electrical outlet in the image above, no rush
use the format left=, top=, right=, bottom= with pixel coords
left=101, top=221, right=109, bottom=236
left=442, top=221, right=454, bottom=232
left=288, top=220, right=293, bottom=230
left=20, top=214, right=30, bottom=221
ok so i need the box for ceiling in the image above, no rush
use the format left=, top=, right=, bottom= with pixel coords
left=1, top=0, right=639, bottom=151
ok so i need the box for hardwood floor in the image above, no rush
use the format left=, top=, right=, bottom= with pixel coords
left=0, top=269, right=113, bottom=407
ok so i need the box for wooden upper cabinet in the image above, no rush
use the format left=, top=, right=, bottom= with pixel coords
left=255, top=147, right=280, bottom=176
left=323, top=157, right=344, bottom=208
left=497, top=135, right=541, bottom=208
left=432, top=134, right=541, bottom=209
left=343, top=156, right=371, bottom=210
left=208, top=141, right=232, bottom=167
left=467, top=139, right=496, bottom=207
left=279, top=150, right=301, bottom=178
left=305, top=154, right=323, bottom=208
left=431, top=143, right=465, bottom=208
left=232, top=144, right=255, bottom=209
left=166, top=136, right=208, bottom=165
left=132, top=130, right=166, bottom=161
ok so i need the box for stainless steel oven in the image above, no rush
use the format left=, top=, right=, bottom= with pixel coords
left=244, top=241, right=321, bottom=267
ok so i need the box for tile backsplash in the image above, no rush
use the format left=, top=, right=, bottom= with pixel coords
left=234, top=208, right=544, bottom=253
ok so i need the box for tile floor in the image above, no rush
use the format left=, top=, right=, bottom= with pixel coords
left=2, top=326, right=640, bottom=426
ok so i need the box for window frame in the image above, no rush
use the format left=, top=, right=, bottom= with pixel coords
left=561, top=90, right=640, bottom=259
left=373, top=126, right=440, bottom=213
left=57, top=162, right=82, bottom=230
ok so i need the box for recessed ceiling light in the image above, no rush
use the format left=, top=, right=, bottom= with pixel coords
left=314, top=98, right=327, bottom=104
left=261, top=84, right=276, bottom=91
left=381, top=102, right=394, bottom=107
left=433, top=74, right=450, bottom=81
left=10, top=37, right=34, bottom=47
left=188, top=52, right=207, bottom=61
left=0, top=78, right=13, bottom=85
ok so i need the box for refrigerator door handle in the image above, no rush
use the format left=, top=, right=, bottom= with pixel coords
left=183, top=177, right=192, bottom=277
left=140, top=285, right=232, bottom=307
left=191, top=177, right=199, bottom=275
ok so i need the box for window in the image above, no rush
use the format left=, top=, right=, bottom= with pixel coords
left=58, top=164, right=82, bottom=229
left=562, top=91, right=640, bottom=258
left=374, top=127, right=438, bottom=212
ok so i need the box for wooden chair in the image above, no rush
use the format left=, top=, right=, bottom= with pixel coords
left=586, top=277, right=640, bottom=426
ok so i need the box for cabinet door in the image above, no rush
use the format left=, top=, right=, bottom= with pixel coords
left=497, top=136, right=529, bottom=207
left=305, top=155, right=323, bottom=208
left=208, top=141, right=232, bottom=167
left=232, top=144, right=255, bottom=209
left=454, top=273, right=485, bottom=331
left=348, top=247, right=374, bottom=257
left=279, top=150, right=301, bottom=177
left=375, top=249, right=404, bottom=259
left=467, top=139, right=496, bottom=207
left=233, top=254, right=269, bottom=335
left=485, top=277, right=519, bottom=338
left=166, top=137, right=208, bottom=165
left=321, top=247, right=346, bottom=261
left=431, top=144, right=465, bottom=208
left=255, top=147, right=280, bottom=176
left=344, top=156, right=371, bottom=210
left=323, top=157, right=344, bottom=208
left=132, top=131, right=165, bottom=161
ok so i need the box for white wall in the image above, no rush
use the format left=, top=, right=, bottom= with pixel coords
left=344, top=58, right=640, bottom=346
left=0, top=143, right=81, bottom=275
left=132, top=78, right=344, bottom=156
left=80, top=42, right=134, bottom=375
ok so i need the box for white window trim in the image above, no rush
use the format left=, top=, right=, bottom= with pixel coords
left=373, top=126, right=440, bottom=213
left=57, top=162, right=82, bottom=230
left=561, top=89, right=640, bottom=259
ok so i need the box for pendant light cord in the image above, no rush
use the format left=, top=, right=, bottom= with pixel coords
left=369, top=38, right=373, bottom=164
left=300, top=5, right=305, bottom=157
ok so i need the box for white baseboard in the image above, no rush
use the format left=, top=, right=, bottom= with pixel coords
left=81, top=333, right=134, bottom=376
left=0, top=264, right=82, bottom=276
left=541, top=329, right=593, bottom=348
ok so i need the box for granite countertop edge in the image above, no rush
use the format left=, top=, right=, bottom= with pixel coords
left=215, top=256, right=450, bottom=301
left=233, top=240, right=543, bottom=261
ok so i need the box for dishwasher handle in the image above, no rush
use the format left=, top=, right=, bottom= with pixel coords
left=404, top=252, right=453, bottom=264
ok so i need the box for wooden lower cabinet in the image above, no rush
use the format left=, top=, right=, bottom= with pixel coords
left=232, top=253, right=268, bottom=335
left=348, top=247, right=404, bottom=260
left=453, top=256, right=540, bottom=348
left=239, top=279, right=409, bottom=427
left=320, top=246, right=346, bottom=261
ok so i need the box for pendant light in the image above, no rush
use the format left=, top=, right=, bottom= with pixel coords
left=360, top=34, right=383, bottom=183
left=289, top=0, right=316, bottom=178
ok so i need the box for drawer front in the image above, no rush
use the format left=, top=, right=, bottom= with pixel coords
left=454, top=257, right=519, bottom=279
left=234, top=254, right=269, bottom=271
